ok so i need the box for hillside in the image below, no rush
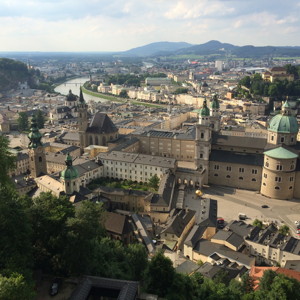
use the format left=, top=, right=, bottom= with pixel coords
left=0, top=58, right=31, bottom=92
left=121, top=41, right=193, bottom=57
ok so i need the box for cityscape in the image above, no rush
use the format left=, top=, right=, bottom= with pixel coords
left=1, top=1, right=300, bottom=300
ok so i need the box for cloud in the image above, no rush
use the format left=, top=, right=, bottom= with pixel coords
left=0, top=0, right=300, bottom=51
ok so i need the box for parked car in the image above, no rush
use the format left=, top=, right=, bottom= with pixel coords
left=238, top=213, right=247, bottom=220
left=49, top=278, right=62, bottom=296
left=217, top=217, right=225, bottom=229
left=261, top=205, right=269, bottom=208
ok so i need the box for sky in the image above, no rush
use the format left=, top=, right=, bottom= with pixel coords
left=0, top=0, right=300, bottom=52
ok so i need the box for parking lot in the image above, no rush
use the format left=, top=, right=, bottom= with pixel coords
left=184, top=185, right=300, bottom=237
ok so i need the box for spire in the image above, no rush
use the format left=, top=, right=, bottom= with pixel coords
left=65, top=152, right=73, bottom=166
left=200, top=99, right=210, bottom=116
left=79, top=86, right=85, bottom=103
left=28, top=115, right=43, bottom=148
left=211, top=94, right=220, bottom=109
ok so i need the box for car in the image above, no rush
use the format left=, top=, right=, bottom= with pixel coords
left=297, top=224, right=300, bottom=230
left=261, top=205, right=269, bottom=208
left=49, top=278, right=62, bottom=296
left=295, top=221, right=300, bottom=225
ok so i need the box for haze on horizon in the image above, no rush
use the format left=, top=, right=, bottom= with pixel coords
left=1, top=0, right=300, bottom=52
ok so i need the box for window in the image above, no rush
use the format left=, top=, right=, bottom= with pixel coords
left=275, top=186, right=280, bottom=190
left=289, top=186, right=293, bottom=190
left=291, top=165, right=295, bottom=170
left=265, top=162, right=269, bottom=167
left=280, top=137, right=284, bottom=143
left=214, top=165, right=219, bottom=170
left=291, top=137, right=294, bottom=143
left=264, top=173, right=267, bottom=178
left=239, top=177, right=243, bottom=180
left=226, top=175, right=231, bottom=178
left=239, top=168, right=244, bottom=173
left=263, top=182, right=266, bottom=186
left=290, top=177, right=294, bottom=182
left=277, top=165, right=283, bottom=171
left=252, top=169, right=258, bottom=174
left=200, top=153, right=203, bottom=158
left=214, top=174, right=218, bottom=177
left=271, top=136, right=274, bottom=141
left=275, top=177, right=282, bottom=182
left=252, top=178, right=256, bottom=182
left=200, top=133, right=204, bottom=139
left=226, top=166, right=231, bottom=171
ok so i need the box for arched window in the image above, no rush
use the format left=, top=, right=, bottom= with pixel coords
left=89, top=136, right=93, bottom=145
left=39, top=156, right=42, bottom=162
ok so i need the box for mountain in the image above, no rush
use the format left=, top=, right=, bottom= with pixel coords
left=121, top=41, right=193, bottom=57
left=0, top=58, right=32, bottom=92
left=175, top=40, right=300, bottom=58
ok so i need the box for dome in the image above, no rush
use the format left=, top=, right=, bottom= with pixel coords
left=210, top=96, right=220, bottom=109
left=199, top=101, right=210, bottom=116
left=61, top=166, right=79, bottom=180
left=268, top=114, right=298, bottom=134
left=60, top=153, right=79, bottom=180
left=66, top=90, right=77, bottom=102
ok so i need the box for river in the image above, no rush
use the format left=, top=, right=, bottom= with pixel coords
left=54, top=77, right=109, bottom=103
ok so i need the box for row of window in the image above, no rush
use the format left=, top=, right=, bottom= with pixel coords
left=213, top=165, right=258, bottom=174
left=265, top=162, right=294, bottom=170
left=213, top=174, right=257, bottom=181
left=263, top=173, right=294, bottom=182
left=270, top=135, right=294, bottom=143
left=262, top=182, right=293, bottom=190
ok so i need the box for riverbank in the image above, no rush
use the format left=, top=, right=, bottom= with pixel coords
left=81, top=86, right=165, bottom=108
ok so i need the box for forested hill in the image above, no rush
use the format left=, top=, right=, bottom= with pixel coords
left=0, top=58, right=32, bottom=92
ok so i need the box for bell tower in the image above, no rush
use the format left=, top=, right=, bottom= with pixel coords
left=28, top=115, right=47, bottom=177
left=78, top=87, right=88, bottom=153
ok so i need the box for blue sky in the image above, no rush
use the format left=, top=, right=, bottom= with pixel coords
left=0, top=0, right=299, bottom=51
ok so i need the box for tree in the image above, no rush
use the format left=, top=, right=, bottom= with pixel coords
left=279, top=225, right=290, bottom=236
left=29, top=192, right=74, bottom=274
left=0, top=136, right=15, bottom=186
left=34, top=110, right=45, bottom=129
left=148, top=174, right=160, bottom=189
left=174, top=87, right=188, bottom=95
left=119, top=90, right=128, bottom=98
left=252, top=219, right=263, bottom=229
left=259, top=270, right=277, bottom=291
left=0, top=273, right=36, bottom=300
left=17, top=112, right=29, bottom=132
left=0, top=186, right=32, bottom=274
left=144, top=251, right=175, bottom=297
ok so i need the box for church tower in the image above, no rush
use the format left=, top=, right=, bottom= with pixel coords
left=210, top=94, right=221, bottom=132
left=60, top=153, right=80, bottom=195
left=78, top=87, right=88, bottom=152
left=194, top=99, right=212, bottom=184
left=28, top=116, right=47, bottom=177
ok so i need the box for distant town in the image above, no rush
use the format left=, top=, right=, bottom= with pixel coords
left=1, top=45, right=300, bottom=299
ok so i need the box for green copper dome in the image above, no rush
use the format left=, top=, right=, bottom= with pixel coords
left=28, top=116, right=43, bottom=148
left=199, top=100, right=210, bottom=116
left=60, top=153, right=79, bottom=180
left=268, top=114, right=298, bottom=134
left=210, top=95, right=220, bottom=109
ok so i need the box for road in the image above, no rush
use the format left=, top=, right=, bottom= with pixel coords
left=184, top=185, right=300, bottom=237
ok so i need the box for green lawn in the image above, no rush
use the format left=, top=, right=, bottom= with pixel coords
left=87, top=178, right=158, bottom=192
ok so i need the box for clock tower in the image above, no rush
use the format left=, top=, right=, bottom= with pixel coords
left=28, top=115, right=47, bottom=177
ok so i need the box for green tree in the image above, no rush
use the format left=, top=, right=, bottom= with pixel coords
left=279, top=225, right=290, bottom=236
left=0, top=186, right=32, bottom=274
left=252, top=219, right=263, bottom=229
left=29, top=192, right=74, bottom=274
left=125, top=243, right=148, bottom=280
left=259, top=270, right=277, bottom=291
left=173, top=87, right=188, bottom=95
left=239, top=76, right=251, bottom=88
left=144, top=251, right=175, bottom=297
left=0, top=136, right=15, bottom=186
left=0, top=273, right=36, bottom=300
left=17, top=112, right=29, bottom=131
left=148, top=174, right=160, bottom=189
left=34, top=110, right=45, bottom=129
left=119, top=90, right=128, bottom=98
